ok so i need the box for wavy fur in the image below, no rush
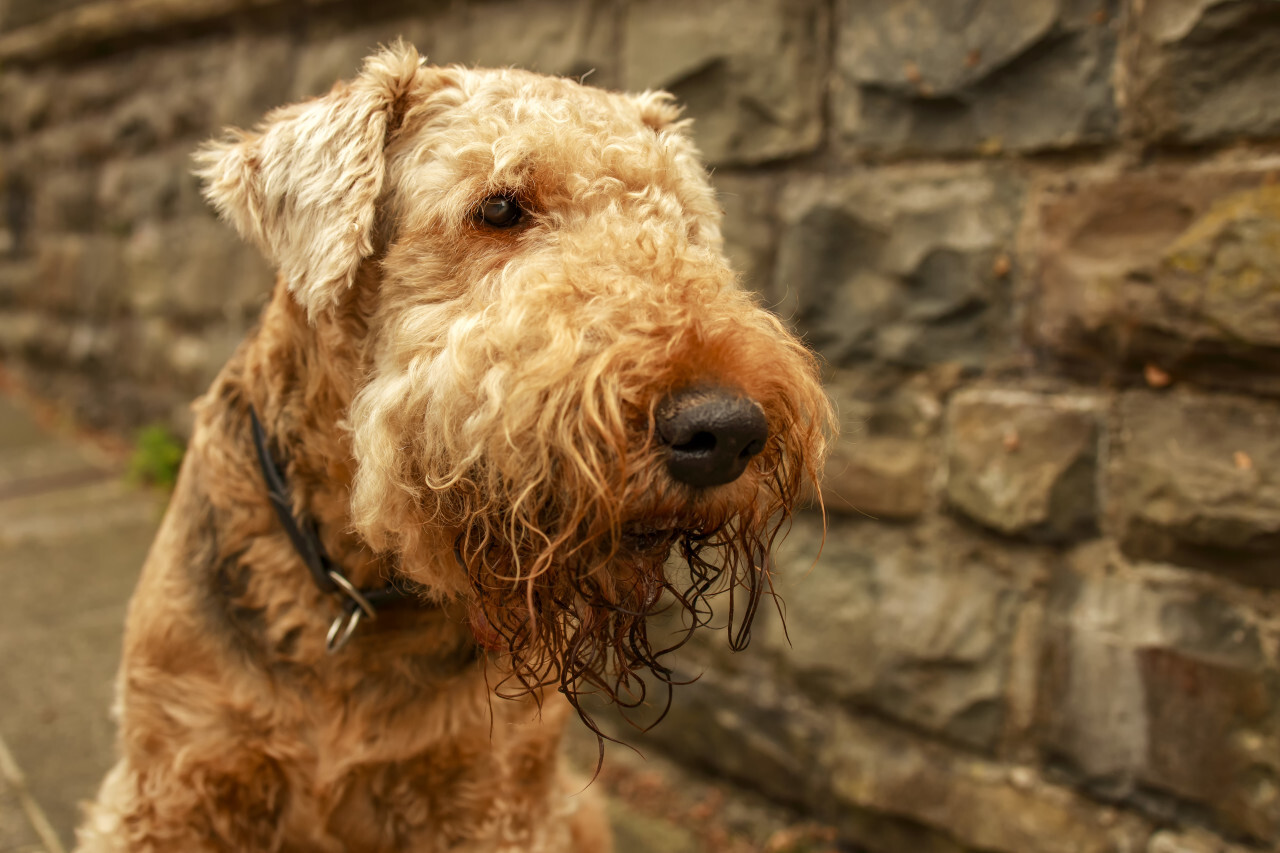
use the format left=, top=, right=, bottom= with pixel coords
left=79, top=41, right=832, bottom=853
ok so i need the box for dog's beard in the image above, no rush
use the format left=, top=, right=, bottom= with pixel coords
left=348, top=289, right=832, bottom=741
left=454, top=429, right=804, bottom=747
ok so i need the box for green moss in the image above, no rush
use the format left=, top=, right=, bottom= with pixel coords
left=1165, top=251, right=1205, bottom=275
left=128, top=424, right=185, bottom=489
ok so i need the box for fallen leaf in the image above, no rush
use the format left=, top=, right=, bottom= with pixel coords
left=1144, top=363, right=1172, bottom=388
left=978, top=136, right=1004, bottom=156
left=992, top=253, right=1012, bottom=278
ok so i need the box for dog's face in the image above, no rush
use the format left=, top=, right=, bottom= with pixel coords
left=197, top=44, right=830, bottom=716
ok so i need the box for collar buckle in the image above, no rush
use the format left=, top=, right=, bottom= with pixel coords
left=324, top=569, right=379, bottom=654
left=326, top=603, right=364, bottom=653
left=250, top=406, right=418, bottom=653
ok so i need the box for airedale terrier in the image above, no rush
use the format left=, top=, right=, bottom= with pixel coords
left=76, top=42, right=831, bottom=852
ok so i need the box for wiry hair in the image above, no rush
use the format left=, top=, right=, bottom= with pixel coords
left=201, top=38, right=833, bottom=744
left=348, top=214, right=831, bottom=745
left=81, top=41, right=835, bottom=853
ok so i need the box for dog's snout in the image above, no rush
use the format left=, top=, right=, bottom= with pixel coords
left=657, top=389, right=768, bottom=488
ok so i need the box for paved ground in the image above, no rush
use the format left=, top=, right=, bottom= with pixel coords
left=0, top=394, right=162, bottom=853
left=0, top=390, right=834, bottom=853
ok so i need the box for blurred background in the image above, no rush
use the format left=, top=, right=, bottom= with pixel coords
left=2, top=0, right=1280, bottom=851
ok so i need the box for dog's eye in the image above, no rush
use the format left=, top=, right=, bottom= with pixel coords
left=478, top=196, right=523, bottom=228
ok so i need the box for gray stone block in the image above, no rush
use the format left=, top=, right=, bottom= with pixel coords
left=1108, top=391, right=1280, bottom=584
left=827, top=713, right=1152, bottom=853
left=820, top=366, right=951, bottom=520
left=775, top=164, right=1023, bottom=369
left=33, top=167, right=99, bottom=233
left=293, top=1, right=617, bottom=102
left=622, top=655, right=832, bottom=809
left=638, top=661, right=1153, bottom=853
left=1, top=0, right=96, bottom=30
left=946, top=389, right=1100, bottom=541
left=835, top=0, right=1119, bottom=155
left=713, top=172, right=780, bottom=297
left=212, top=31, right=298, bottom=129
left=1158, top=185, right=1280, bottom=351
left=96, top=150, right=188, bottom=232
left=438, top=0, right=620, bottom=86
left=1023, top=162, right=1280, bottom=396
left=1119, top=0, right=1280, bottom=144
left=0, top=67, right=54, bottom=138
left=123, top=217, right=273, bottom=321
left=761, top=515, right=1043, bottom=752
left=824, top=434, right=932, bottom=520
left=624, top=0, right=825, bottom=166
left=29, top=235, right=125, bottom=314
left=1148, top=828, right=1267, bottom=853
left=1038, top=543, right=1280, bottom=843
left=292, top=23, right=415, bottom=102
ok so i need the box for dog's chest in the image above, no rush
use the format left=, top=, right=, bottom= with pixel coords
left=273, top=757, right=576, bottom=852
left=275, top=692, right=577, bottom=852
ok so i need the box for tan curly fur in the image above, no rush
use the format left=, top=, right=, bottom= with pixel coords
left=75, top=42, right=832, bottom=852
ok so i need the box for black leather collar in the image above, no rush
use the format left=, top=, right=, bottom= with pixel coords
left=249, top=407, right=417, bottom=652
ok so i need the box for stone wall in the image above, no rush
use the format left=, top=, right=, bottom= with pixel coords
left=3, top=1, right=1280, bottom=850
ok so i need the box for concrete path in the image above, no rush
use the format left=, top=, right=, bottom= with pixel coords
left=0, top=396, right=161, bottom=852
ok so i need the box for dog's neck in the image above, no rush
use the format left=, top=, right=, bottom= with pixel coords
left=229, top=272, right=381, bottom=588
left=185, top=271, right=482, bottom=671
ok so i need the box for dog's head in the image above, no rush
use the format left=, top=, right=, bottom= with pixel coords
left=196, top=42, right=831, bottom=719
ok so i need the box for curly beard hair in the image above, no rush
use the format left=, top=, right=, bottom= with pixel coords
left=452, top=391, right=824, bottom=754
left=348, top=271, right=833, bottom=757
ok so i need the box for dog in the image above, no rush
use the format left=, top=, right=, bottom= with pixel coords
left=75, top=42, right=831, bottom=852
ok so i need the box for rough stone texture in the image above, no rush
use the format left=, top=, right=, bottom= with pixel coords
left=624, top=0, right=825, bottom=166
left=630, top=663, right=1153, bottom=853
left=436, top=0, right=620, bottom=87
left=1109, top=391, right=1280, bottom=585
left=288, top=0, right=620, bottom=101
left=0, top=0, right=345, bottom=64
left=823, top=434, right=932, bottom=520
left=1, top=0, right=95, bottom=31
left=122, top=217, right=273, bottom=320
left=214, top=31, right=299, bottom=128
left=821, top=367, right=951, bottom=520
left=27, top=235, right=125, bottom=315
left=826, top=714, right=1154, bottom=853
left=1119, top=0, right=1280, bottom=144
left=1159, top=184, right=1280, bottom=350
left=756, top=514, right=1044, bottom=754
left=712, top=172, right=780, bottom=296
left=1148, top=827, right=1269, bottom=853
left=835, top=0, right=1120, bottom=155
left=1022, top=161, right=1280, bottom=395
left=946, top=388, right=1100, bottom=541
left=1038, top=542, right=1280, bottom=844
left=775, top=164, right=1024, bottom=370
left=96, top=148, right=202, bottom=232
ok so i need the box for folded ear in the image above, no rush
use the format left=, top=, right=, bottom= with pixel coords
left=194, top=42, right=427, bottom=320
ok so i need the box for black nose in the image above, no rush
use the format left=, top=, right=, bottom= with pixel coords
left=657, top=388, right=769, bottom=488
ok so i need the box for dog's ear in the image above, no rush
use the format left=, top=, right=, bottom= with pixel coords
left=194, top=42, right=428, bottom=319
left=632, top=91, right=685, bottom=132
